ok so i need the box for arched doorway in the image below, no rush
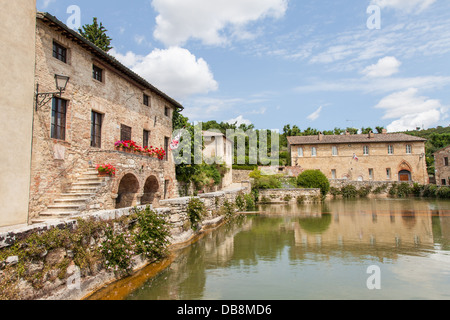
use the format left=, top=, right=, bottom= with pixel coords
left=116, top=173, right=140, bottom=209
left=142, top=175, right=159, bottom=206
left=399, top=170, right=412, bottom=182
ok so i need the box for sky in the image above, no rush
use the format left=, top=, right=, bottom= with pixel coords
left=37, top=0, right=450, bottom=133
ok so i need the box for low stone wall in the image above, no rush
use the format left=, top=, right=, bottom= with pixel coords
left=232, top=170, right=252, bottom=183
left=330, top=179, right=410, bottom=191
left=258, top=188, right=321, bottom=204
left=0, top=186, right=249, bottom=300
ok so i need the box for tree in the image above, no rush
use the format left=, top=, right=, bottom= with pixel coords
left=79, top=17, right=113, bottom=52
left=297, top=170, right=330, bottom=196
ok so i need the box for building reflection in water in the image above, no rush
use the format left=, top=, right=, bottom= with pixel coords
left=119, top=198, right=450, bottom=300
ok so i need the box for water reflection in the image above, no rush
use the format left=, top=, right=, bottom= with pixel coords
left=120, top=198, right=450, bottom=300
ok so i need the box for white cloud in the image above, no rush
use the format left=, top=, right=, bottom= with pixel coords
left=371, top=0, right=436, bottom=13
left=307, top=106, right=323, bottom=121
left=362, top=56, right=402, bottom=78
left=227, top=115, right=253, bottom=127
left=151, top=0, right=288, bottom=46
left=295, top=76, right=450, bottom=94
left=374, top=88, right=448, bottom=132
left=110, top=47, right=218, bottom=100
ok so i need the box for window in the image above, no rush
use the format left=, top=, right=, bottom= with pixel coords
left=93, top=65, right=103, bottom=82
left=406, top=145, right=412, bottom=154
left=369, top=169, right=374, bottom=180
left=332, top=146, right=338, bottom=156
left=53, top=41, right=67, bottom=63
left=386, top=168, right=391, bottom=180
left=164, top=137, right=170, bottom=161
left=388, top=145, right=394, bottom=155
left=164, top=180, right=169, bottom=199
left=445, top=157, right=449, bottom=167
left=311, top=147, right=317, bottom=157
left=91, top=111, right=102, bottom=148
left=143, top=94, right=149, bottom=106
left=51, top=97, right=67, bottom=140
left=297, top=147, right=303, bottom=157
left=143, top=130, right=150, bottom=148
left=120, top=124, right=132, bottom=141
left=331, top=169, right=336, bottom=179
left=363, top=145, right=369, bottom=156
left=165, top=106, right=170, bottom=117
left=442, top=179, right=447, bottom=186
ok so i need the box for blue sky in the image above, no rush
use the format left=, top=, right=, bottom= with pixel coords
left=37, top=0, right=450, bottom=133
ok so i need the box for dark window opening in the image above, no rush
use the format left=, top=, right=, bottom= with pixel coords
left=51, top=97, right=67, bottom=140
left=143, top=94, right=149, bottom=106
left=93, top=65, right=103, bottom=82
left=121, top=124, right=132, bottom=141
left=91, top=111, right=103, bottom=148
left=143, top=130, right=150, bottom=148
left=445, top=157, right=449, bottom=166
left=164, top=137, right=170, bottom=161
left=53, top=41, right=67, bottom=63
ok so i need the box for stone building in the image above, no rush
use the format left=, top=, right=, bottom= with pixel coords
left=433, top=145, right=450, bottom=186
left=0, top=0, right=36, bottom=228
left=288, top=130, right=428, bottom=184
left=202, top=131, right=233, bottom=188
left=30, top=12, right=183, bottom=223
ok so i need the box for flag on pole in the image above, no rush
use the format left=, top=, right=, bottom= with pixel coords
left=353, top=153, right=359, bottom=161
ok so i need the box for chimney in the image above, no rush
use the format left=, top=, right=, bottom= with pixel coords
left=345, top=130, right=350, bottom=136
left=382, top=129, right=387, bottom=135
left=318, top=132, right=323, bottom=141
left=369, top=131, right=375, bottom=138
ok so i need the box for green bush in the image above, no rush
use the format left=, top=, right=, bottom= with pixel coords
left=133, top=206, right=170, bottom=261
left=396, top=183, right=412, bottom=198
left=423, top=184, right=438, bottom=198
left=244, top=194, right=256, bottom=211
left=437, top=186, right=450, bottom=199
left=357, top=186, right=372, bottom=198
left=341, top=185, right=358, bottom=198
left=187, top=197, right=206, bottom=231
left=235, top=193, right=246, bottom=211
left=296, top=170, right=330, bottom=196
left=329, top=187, right=341, bottom=197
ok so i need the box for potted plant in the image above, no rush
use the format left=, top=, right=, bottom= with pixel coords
left=96, top=164, right=117, bottom=177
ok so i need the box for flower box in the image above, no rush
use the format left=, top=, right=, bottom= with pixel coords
left=96, top=164, right=117, bottom=177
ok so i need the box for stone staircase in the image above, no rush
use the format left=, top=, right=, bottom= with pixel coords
left=32, top=168, right=107, bottom=224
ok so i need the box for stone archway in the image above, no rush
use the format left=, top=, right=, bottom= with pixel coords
left=398, top=161, right=413, bottom=182
left=142, top=175, right=159, bottom=206
left=116, top=173, right=140, bottom=209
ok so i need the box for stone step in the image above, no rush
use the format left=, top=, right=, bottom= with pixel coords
left=53, top=198, right=90, bottom=205
left=72, top=181, right=103, bottom=186
left=39, top=211, right=81, bottom=218
left=46, top=204, right=85, bottom=212
left=60, top=193, right=95, bottom=198
left=68, top=186, right=100, bottom=193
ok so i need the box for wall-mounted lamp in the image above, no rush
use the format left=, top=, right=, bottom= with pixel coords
left=35, top=74, right=70, bottom=110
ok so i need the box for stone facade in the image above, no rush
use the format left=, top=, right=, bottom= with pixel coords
left=288, top=131, right=428, bottom=185
left=0, top=0, right=36, bottom=228
left=203, top=131, right=233, bottom=188
left=29, top=13, right=182, bottom=221
left=434, top=146, right=450, bottom=186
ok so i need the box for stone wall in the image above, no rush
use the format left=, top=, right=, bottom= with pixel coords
left=290, top=140, right=428, bottom=184
left=30, top=18, right=180, bottom=219
left=434, top=146, right=450, bottom=186
left=232, top=170, right=252, bottom=183
left=0, top=186, right=249, bottom=300
left=0, top=0, right=36, bottom=227
left=258, top=188, right=321, bottom=204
